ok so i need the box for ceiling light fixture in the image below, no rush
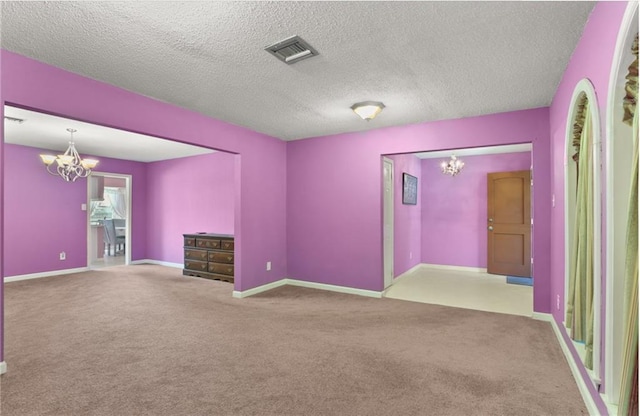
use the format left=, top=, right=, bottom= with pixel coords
left=351, top=101, right=385, bottom=121
left=39, top=128, right=99, bottom=182
left=440, top=155, right=465, bottom=176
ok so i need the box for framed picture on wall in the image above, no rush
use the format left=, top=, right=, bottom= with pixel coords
left=402, top=173, right=418, bottom=205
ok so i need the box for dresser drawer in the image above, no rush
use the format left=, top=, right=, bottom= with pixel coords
left=184, top=249, right=208, bottom=261
left=220, top=239, right=234, bottom=251
left=196, top=238, right=221, bottom=249
left=184, top=237, right=196, bottom=247
left=184, top=259, right=208, bottom=272
left=208, top=263, right=234, bottom=276
left=208, top=251, right=234, bottom=264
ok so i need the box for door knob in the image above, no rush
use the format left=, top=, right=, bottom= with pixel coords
left=488, top=218, right=493, bottom=222
left=488, top=226, right=494, bottom=231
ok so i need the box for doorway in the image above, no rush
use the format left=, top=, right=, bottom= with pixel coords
left=88, top=172, right=132, bottom=269
left=381, top=144, right=534, bottom=316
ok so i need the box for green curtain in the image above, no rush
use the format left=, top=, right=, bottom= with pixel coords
left=566, top=105, right=594, bottom=370
left=618, top=109, right=639, bottom=416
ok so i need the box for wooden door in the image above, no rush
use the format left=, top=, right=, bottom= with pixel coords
left=487, top=170, right=531, bottom=277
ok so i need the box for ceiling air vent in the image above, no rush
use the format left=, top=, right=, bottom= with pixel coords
left=265, top=35, right=319, bottom=64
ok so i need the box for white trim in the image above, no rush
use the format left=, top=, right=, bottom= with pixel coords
left=549, top=318, right=600, bottom=416
left=130, top=259, right=183, bottom=269
left=4, top=267, right=90, bottom=283
left=563, top=78, right=602, bottom=382
left=394, top=263, right=425, bottom=279
left=382, top=156, right=394, bottom=289
left=87, top=172, right=133, bottom=268
left=0, top=362, right=6, bottom=375
left=415, top=143, right=532, bottom=159
left=531, top=312, right=552, bottom=322
left=232, top=279, right=288, bottom=298
left=421, top=263, right=488, bottom=273
left=383, top=264, right=423, bottom=296
left=285, top=278, right=383, bottom=298
left=233, top=278, right=383, bottom=299
left=604, top=0, right=638, bottom=405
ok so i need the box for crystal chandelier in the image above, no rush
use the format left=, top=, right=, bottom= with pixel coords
left=440, top=155, right=465, bottom=176
left=39, top=128, right=99, bottom=182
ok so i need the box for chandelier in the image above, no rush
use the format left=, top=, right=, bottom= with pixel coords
left=440, top=155, right=465, bottom=176
left=39, top=128, right=99, bottom=182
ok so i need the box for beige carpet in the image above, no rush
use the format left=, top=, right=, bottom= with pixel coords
left=1, top=265, right=586, bottom=415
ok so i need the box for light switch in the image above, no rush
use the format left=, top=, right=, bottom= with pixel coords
left=81, top=203, right=87, bottom=211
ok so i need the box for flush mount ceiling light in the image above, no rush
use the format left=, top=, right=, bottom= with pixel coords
left=351, top=101, right=385, bottom=121
left=440, top=155, right=465, bottom=176
left=39, top=128, right=99, bottom=182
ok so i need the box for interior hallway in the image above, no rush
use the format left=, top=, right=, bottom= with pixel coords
left=384, top=266, right=533, bottom=317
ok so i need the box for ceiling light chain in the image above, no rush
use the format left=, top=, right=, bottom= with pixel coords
left=39, top=128, right=99, bottom=182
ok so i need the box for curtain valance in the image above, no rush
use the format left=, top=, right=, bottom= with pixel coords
left=623, top=34, right=638, bottom=126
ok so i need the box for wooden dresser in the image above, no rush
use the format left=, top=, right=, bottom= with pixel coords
left=183, top=233, right=234, bottom=283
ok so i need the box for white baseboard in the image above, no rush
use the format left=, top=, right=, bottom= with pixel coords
left=233, top=278, right=383, bottom=299
left=0, top=361, right=6, bottom=375
left=395, top=263, right=425, bottom=279
left=4, top=267, right=90, bottom=283
left=130, top=259, right=183, bottom=269
left=549, top=317, right=600, bottom=416
left=382, top=263, right=425, bottom=294
left=531, top=312, right=553, bottom=321
left=232, top=279, right=287, bottom=298
left=421, top=263, right=488, bottom=273
left=285, top=278, right=383, bottom=298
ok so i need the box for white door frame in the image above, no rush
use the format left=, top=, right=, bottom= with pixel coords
left=603, top=0, right=638, bottom=405
left=86, top=172, right=132, bottom=267
left=382, top=157, right=394, bottom=289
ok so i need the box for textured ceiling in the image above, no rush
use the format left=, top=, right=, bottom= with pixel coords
left=0, top=1, right=595, bottom=141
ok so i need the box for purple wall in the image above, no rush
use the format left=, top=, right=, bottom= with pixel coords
left=146, top=152, right=235, bottom=264
left=386, top=154, right=422, bottom=277
left=421, top=152, right=531, bottom=269
left=0, top=50, right=288, bottom=295
left=287, top=108, right=551, bottom=305
left=548, top=2, right=629, bottom=412
left=3, top=144, right=148, bottom=276
left=1, top=49, right=287, bottom=365
left=550, top=1, right=627, bottom=320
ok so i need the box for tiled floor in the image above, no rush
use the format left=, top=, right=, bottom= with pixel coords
left=90, top=254, right=126, bottom=269
left=384, top=265, right=533, bottom=317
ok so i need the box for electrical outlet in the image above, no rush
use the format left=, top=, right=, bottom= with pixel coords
left=59, top=252, right=66, bottom=261
left=556, top=294, right=560, bottom=310
left=266, top=261, right=271, bottom=271
left=409, top=252, right=413, bottom=260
